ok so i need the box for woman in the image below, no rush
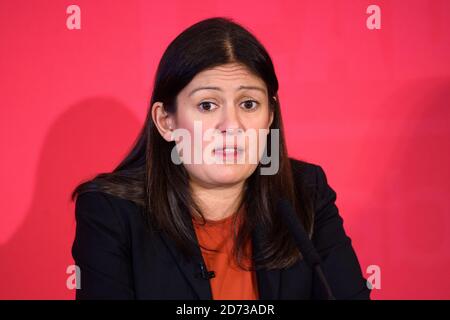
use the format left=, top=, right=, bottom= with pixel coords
left=71, top=17, right=370, bottom=300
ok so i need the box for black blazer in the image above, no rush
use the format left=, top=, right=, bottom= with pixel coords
left=72, top=158, right=371, bottom=300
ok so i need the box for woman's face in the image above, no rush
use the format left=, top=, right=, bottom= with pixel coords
left=167, top=62, right=273, bottom=188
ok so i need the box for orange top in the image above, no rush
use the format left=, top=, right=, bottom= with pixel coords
left=192, top=211, right=259, bottom=300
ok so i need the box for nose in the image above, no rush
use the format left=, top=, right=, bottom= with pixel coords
left=217, top=103, right=243, bottom=135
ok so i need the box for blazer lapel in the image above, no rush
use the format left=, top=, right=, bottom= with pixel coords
left=158, top=219, right=213, bottom=300
left=158, top=213, right=281, bottom=300
left=252, top=222, right=281, bottom=300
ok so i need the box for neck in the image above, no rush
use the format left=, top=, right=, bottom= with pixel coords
left=189, top=179, right=245, bottom=221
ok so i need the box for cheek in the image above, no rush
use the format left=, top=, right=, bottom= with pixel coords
left=244, top=116, right=272, bottom=147
left=243, top=109, right=272, bottom=129
left=172, top=123, right=216, bottom=164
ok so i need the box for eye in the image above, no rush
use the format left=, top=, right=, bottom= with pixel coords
left=240, top=99, right=259, bottom=111
left=198, top=101, right=218, bottom=112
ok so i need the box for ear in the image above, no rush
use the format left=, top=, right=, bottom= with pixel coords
left=151, top=102, right=175, bottom=142
left=268, top=96, right=276, bottom=129
left=268, top=109, right=274, bottom=128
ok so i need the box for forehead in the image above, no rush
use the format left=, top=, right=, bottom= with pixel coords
left=185, top=63, right=266, bottom=91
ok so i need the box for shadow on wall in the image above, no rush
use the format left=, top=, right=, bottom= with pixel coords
left=0, top=97, right=141, bottom=299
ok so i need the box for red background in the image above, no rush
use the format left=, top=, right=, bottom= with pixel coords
left=1, top=0, right=449, bottom=299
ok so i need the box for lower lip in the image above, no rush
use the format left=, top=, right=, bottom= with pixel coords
left=213, top=149, right=243, bottom=160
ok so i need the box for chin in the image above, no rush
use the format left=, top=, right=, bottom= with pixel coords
left=206, top=164, right=255, bottom=185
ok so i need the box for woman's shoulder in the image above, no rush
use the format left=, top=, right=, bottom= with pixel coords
left=289, top=157, right=324, bottom=187
left=74, top=189, right=143, bottom=232
left=75, top=189, right=141, bottom=212
left=289, top=157, right=336, bottom=209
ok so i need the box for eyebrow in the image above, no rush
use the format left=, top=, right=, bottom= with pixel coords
left=188, top=85, right=267, bottom=97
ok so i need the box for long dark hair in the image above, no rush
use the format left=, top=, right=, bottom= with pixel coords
left=72, top=17, right=314, bottom=270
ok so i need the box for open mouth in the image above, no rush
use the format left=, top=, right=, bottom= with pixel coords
left=212, top=146, right=244, bottom=157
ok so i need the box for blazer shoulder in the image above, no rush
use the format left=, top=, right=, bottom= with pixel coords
left=289, top=157, right=321, bottom=187
left=289, top=157, right=335, bottom=211
left=75, top=191, right=112, bottom=217
left=74, top=190, right=139, bottom=235
left=75, top=190, right=133, bottom=214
